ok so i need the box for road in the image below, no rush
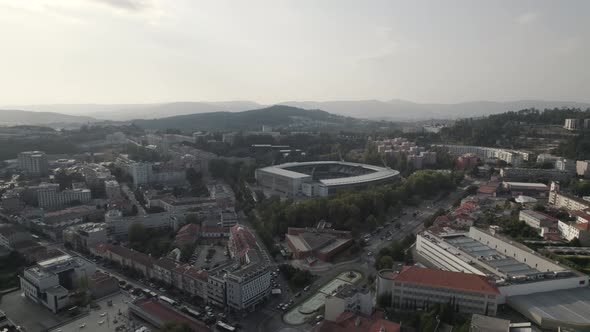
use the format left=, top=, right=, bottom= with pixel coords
left=121, top=183, right=146, bottom=215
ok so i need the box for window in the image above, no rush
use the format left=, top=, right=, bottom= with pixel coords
left=580, top=280, right=586, bottom=285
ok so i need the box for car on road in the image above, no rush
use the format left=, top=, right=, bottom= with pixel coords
left=295, top=292, right=301, bottom=297
left=303, top=285, right=310, bottom=291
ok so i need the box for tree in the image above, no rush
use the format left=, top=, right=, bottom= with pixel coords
left=376, top=255, right=394, bottom=270
left=128, top=223, right=148, bottom=244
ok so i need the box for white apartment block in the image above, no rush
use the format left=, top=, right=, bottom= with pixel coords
left=19, top=254, right=96, bottom=313
left=564, top=118, right=582, bottom=131
left=104, top=209, right=181, bottom=239
left=558, top=220, right=590, bottom=245
left=37, top=184, right=92, bottom=210
left=548, top=182, right=590, bottom=211
left=437, top=145, right=530, bottom=166
left=577, top=160, right=590, bottom=178
left=18, top=151, right=49, bottom=176
left=104, top=180, right=121, bottom=199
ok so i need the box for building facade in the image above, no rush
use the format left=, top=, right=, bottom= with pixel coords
left=18, top=151, right=49, bottom=177
left=37, top=184, right=92, bottom=210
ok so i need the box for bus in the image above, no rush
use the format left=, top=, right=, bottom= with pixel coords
left=158, top=296, right=177, bottom=306
left=216, top=321, right=236, bottom=332
left=182, top=307, right=201, bottom=319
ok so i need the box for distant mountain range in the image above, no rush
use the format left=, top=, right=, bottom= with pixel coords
left=132, top=105, right=360, bottom=131
left=2, top=100, right=590, bottom=126
left=0, top=109, right=97, bottom=126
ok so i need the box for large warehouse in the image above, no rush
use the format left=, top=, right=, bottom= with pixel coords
left=255, top=161, right=400, bottom=197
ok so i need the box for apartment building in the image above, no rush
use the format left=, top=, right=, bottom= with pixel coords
left=18, top=151, right=49, bottom=177
left=104, top=209, right=181, bottom=239
left=63, top=223, right=107, bottom=251
left=37, top=184, right=92, bottom=210
left=577, top=160, right=590, bottom=178
left=558, top=219, right=590, bottom=245
left=548, top=181, right=590, bottom=211
left=438, top=145, right=530, bottom=166
left=564, top=118, right=582, bottom=131
left=19, top=254, right=96, bottom=313
left=0, top=225, right=32, bottom=250
left=500, top=167, right=574, bottom=182
left=104, top=180, right=121, bottom=199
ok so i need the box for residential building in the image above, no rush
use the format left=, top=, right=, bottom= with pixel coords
left=415, top=226, right=588, bottom=304
left=0, top=225, right=32, bottom=250
left=98, top=244, right=154, bottom=278
left=437, top=145, right=530, bottom=166
left=577, top=160, right=590, bottom=178
left=500, top=168, right=574, bottom=182
left=104, top=180, right=121, bottom=199
left=548, top=181, right=590, bottom=211
left=557, top=219, right=590, bottom=245
left=518, top=210, right=558, bottom=230
left=564, top=118, right=582, bottom=131
left=172, top=265, right=209, bottom=300
left=536, top=154, right=561, bottom=166
left=220, top=210, right=238, bottom=227
left=324, top=285, right=373, bottom=321
left=37, top=184, right=92, bottom=210
left=389, top=266, right=500, bottom=315
left=457, top=153, right=479, bottom=170
left=62, top=223, right=107, bottom=251
left=174, top=223, right=200, bottom=245
left=104, top=209, right=181, bottom=239
left=153, top=257, right=182, bottom=285
left=555, top=158, right=576, bottom=173
left=18, top=151, right=49, bottom=177
left=19, top=254, right=96, bottom=313
left=224, top=225, right=271, bottom=312
left=286, top=227, right=353, bottom=263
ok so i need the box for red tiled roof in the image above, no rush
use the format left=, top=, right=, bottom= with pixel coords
left=133, top=298, right=210, bottom=332
left=313, top=312, right=401, bottom=332
left=90, top=243, right=112, bottom=254
left=575, top=222, right=590, bottom=231
left=108, top=245, right=154, bottom=267
left=201, top=226, right=228, bottom=233
left=175, top=224, right=200, bottom=243
left=154, top=257, right=180, bottom=271
left=393, top=266, right=500, bottom=295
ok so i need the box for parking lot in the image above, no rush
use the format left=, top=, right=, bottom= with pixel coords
left=0, top=290, right=65, bottom=332
left=191, top=244, right=229, bottom=270
left=48, top=293, right=138, bottom=332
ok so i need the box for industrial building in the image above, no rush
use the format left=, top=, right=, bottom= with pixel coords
left=415, top=226, right=588, bottom=305
left=255, top=161, right=399, bottom=197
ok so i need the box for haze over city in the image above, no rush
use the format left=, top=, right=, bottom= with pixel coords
left=1, top=0, right=589, bottom=107
left=3, top=2, right=590, bottom=332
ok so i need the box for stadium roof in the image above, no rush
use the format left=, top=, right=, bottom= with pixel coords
left=507, top=288, right=590, bottom=330
left=259, top=161, right=399, bottom=186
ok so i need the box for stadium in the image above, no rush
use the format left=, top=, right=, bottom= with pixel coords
left=255, top=161, right=400, bottom=197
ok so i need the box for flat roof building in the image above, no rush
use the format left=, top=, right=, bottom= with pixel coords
left=286, top=227, right=353, bottom=263
left=416, top=226, right=588, bottom=304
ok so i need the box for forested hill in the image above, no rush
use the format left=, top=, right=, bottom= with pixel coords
left=435, top=108, right=590, bottom=160
left=439, top=108, right=590, bottom=146
left=132, top=105, right=368, bottom=131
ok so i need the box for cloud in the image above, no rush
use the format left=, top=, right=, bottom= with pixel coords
left=517, top=12, right=538, bottom=25
left=91, top=0, right=154, bottom=12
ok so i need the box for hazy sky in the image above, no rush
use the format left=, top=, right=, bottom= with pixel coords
left=1, top=0, right=589, bottom=104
